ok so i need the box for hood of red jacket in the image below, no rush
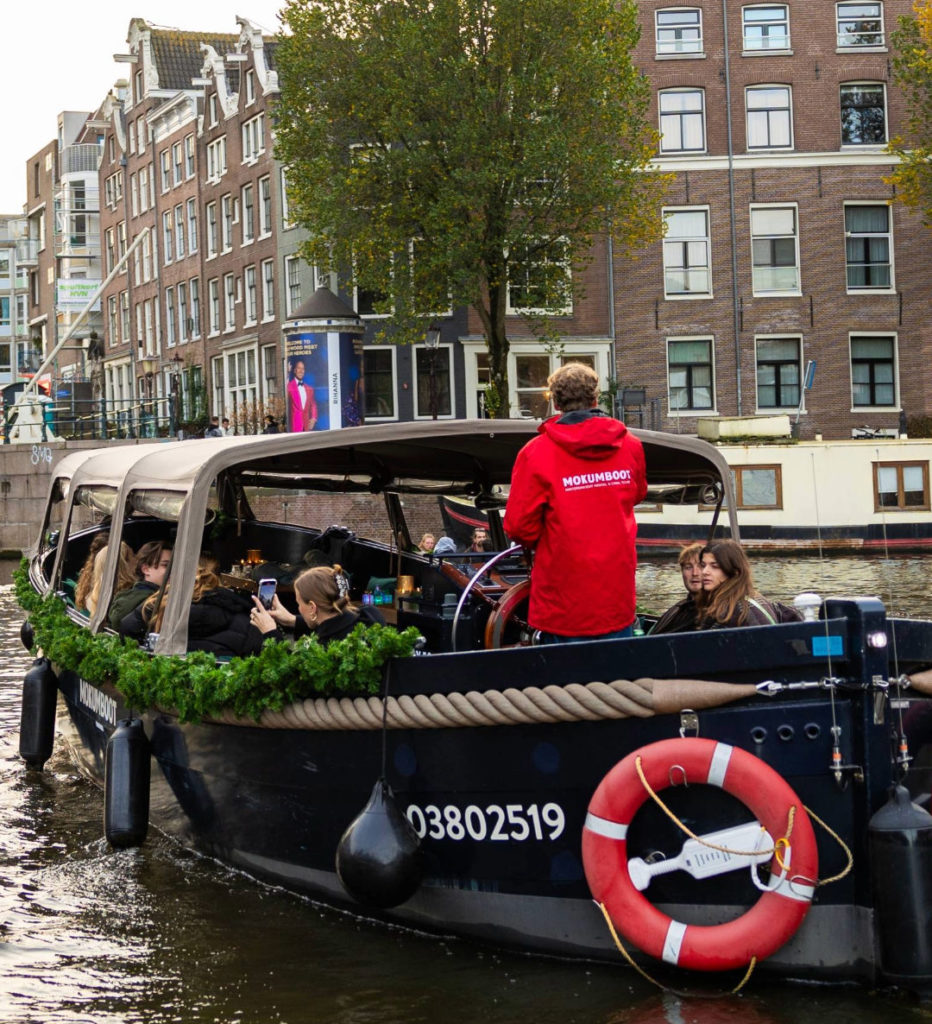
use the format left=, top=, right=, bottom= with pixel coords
left=538, top=410, right=629, bottom=461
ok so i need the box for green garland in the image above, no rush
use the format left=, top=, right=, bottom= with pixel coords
left=13, top=561, right=421, bottom=723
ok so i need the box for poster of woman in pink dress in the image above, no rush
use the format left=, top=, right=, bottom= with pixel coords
left=287, top=357, right=319, bottom=432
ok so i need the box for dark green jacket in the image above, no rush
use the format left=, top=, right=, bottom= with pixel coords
left=108, top=582, right=158, bottom=630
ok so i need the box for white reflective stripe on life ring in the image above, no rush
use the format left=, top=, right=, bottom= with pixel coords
left=662, top=919, right=688, bottom=965
left=584, top=812, right=628, bottom=841
left=707, top=742, right=734, bottom=788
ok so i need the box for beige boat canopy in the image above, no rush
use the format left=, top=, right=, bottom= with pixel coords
left=44, top=421, right=739, bottom=653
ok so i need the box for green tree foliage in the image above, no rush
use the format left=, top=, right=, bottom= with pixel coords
left=889, top=2, right=932, bottom=223
left=274, top=0, right=666, bottom=413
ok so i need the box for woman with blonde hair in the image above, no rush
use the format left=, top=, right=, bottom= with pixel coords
left=85, top=542, right=135, bottom=617
left=75, top=532, right=110, bottom=613
left=251, top=563, right=384, bottom=644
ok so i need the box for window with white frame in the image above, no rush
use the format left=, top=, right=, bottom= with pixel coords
left=130, top=172, right=138, bottom=217
left=363, top=348, right=397, bottom=419
left=851, top=334, right=896, bottom=407
left=178, top=282, right=188, bottom=342
left=221, top=194, right=233, bottom=251
left=162, top=212, right=173, bottom=264
left=242, top=183, right=255, bottom=243
left=659, top=89, right=705, bottom=153
left=141, top=232, right=152, bottom=282
left=755, top=336, right=800, bottom=409
left=746, top=85, right=792, bottom=148
left=750, top=205, right=799, bottom=293
left=225, top=347, right=258, bottom=413
left=207, top=137, right=227, bottom=181
left=281, top=168, right=293, bottom=228
left=206, top=201, right=218, bottom=257
left=506, top=238, right=572, bottom=314
left=160, top=150, right=171, bottom=192
left=139, top=167, right=150, bottom=213
left=172, top=142, right=183, bottom=185
left=187, top=198, right=198, bottom=253
left=120, top=291, right=129, bottom=341
left=224, top=273, right=236, bottom=331
left=840, top=83, right=887, bottom=144
left=244, top=266, right=257, bottom=324
left=108, top=295, right=118, bottom=344
left=837, top=3, right=884, bottom=47
left=845, top=204, right=892, bottom=290
left=174, top=205, right=185, bottom=260
left=190, top=278, right=201, bottom=337
left=118, top=221, right=126, bottom=259
left=242, top=114, right=265, bottom=163
left=284, top=255, right=301, bottom=314
left=165, top=288, right=176, bottom=346
left=656, top=8, right=703, bottom=55
left=185, top=134, right=195, bottom=177
left=415, top=345, right=453, bottom=418
left=208, top=278, right=220, bottom=334
left=742, top=5, right=790, bottom=50
left=105, top=228, right=115, bottom=274
left=668, top=337, right=714, bottom=411
left=258, top=175, right=271, bottom=236
left=208, top=94, right=218, bottom=127
left=261, top=259, right=274, bottom=320
left=245, top=70, right=256, bottom=105
left=663, top=208, right=711, bottom=296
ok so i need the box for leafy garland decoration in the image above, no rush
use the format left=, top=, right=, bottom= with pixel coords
left=13, top=561, right=421, bottom=724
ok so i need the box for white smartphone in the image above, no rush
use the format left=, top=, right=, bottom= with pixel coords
left=257, top=578, right=277, bottom=609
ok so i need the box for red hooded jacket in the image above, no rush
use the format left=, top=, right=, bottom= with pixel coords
left=503, top=410, right=647, bottom=637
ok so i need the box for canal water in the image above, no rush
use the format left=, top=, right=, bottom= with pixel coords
left=1, top=557, right=932, bottom=1023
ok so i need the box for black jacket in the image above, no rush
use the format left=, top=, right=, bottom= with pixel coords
left=649, top=596, right=699, bottom=635
left=268, top=604, right=386, bottom=646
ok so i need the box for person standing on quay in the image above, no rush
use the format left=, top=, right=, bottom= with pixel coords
left=503, top=363, right=647, bottom=643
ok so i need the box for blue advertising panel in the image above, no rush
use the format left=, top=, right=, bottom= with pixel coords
left=284, top=331, right=363, bottom=431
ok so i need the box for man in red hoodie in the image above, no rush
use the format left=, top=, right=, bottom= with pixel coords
left=503, top=363, right=647, bottom=643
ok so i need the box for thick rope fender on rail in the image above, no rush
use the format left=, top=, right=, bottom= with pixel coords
left=208, top=677, right=758, bottom=730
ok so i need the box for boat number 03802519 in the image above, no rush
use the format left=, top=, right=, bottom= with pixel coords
left=405, top=802, right=566, bottom=842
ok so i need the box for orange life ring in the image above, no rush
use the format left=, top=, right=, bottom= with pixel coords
left=582, top=737, right=818, bottom=972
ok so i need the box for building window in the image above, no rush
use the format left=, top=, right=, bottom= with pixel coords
left=663, top=208, right=711, bottom=297
left=244, top=266, right=257, bottom=325
left=742, top=5, right=790, bottom=51
left=165, top=288, right=176, bottom=346
left=840, top=84, right=886, bottom=145
left=837, top=3, right=884, bottom=47
left=258, top=175, right=272, bottom=236
left=206, top=201, right=218, bottom=258
left=185, top=134, right=195, bottom=177
left=174, top=205, right=185, bottom=260
left=733, top=465, right=783, bottom=509
left=746, top=85, right=792, bottom=149
left=284, top=256, right=301, bottom=314
left=281, top=168, right=293, bottom=228
left=756, top=337, right=800, bottom=409
left=874, top=462, right=929, bottom=511
left=209, top=278, right=220, bottom=335
left=224, top=273, right=236, bottom=331
left=851, top=335, right=895, bottom=407
left=363, top=347, right=397, bottom=419
left=242, top=114, right=265, bottom=163
left=506, top=239, right=572, bottom=314
left=160, top=150, right=171, bottom=192
left=659, top=89, right=705, bottom=153
left=139, top=167, right=150, bottom=213
left=190, top=278, right=201, bottom=338
left=242, top=183, right=255, bottom=244
left=415, top=345, right=453, bottom=418
left=668, top=338, right=714, bottom=411
left=221, top=194, right=233, bottom=251
left=656, top=8, right=703, bottom=55
left=226, top=348, right=258, bottom=415
left=208, top=94, right=218, bottom=127
left=162, top=212, right=173, bottom=264
left=178, top=282, right=188, bottom=342
left=207, top=137, right=227, bottom=181
left=172, top=142, right=184, bottom=185
left=187, top=198, right=198, bottom=253
left=261, top=259, right=275, bottom=320
left=245, top=69, right=256, bottom=105
left=845, top=204, right=891, bottom=290
left=750, top=206, right=799, bottom=294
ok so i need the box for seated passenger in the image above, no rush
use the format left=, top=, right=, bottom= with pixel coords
left=697, top=540, right=802, bottom=630
left=123, top=554, right=266, bottom=656
left=649, top=542, right=704, bottom=635
left=432, top=536, right=458, bottom=556
left=85, top=542, right=135, bottom=617
left=417, top=532, right=436, bottom=554
left=250, top=563, right=385, bottom=645
left=109, top=541, right=173, bottom=630
left=75, top=532, right=110, bottom=613
left=468, top=528, right=492, bottom=553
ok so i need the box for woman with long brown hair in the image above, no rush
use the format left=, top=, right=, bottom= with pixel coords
left=697, top=540, right=800, bottom=629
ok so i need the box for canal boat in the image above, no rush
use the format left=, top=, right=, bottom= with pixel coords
left=17, top=421, right=932, bottom=992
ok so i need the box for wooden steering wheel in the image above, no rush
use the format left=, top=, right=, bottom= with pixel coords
left=483, top=579, right=533, bottom=648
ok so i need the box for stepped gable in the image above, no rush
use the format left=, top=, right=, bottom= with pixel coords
left=148, top=26, right=239, bottom=91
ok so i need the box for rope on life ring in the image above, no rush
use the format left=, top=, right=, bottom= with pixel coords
left=582, top=737, right=818, bottom=973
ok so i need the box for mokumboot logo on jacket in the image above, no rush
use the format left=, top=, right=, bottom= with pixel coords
left=562, top=469, right=633, bottom=492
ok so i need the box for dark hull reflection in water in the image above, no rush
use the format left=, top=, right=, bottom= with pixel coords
left=1, top=558, right=931, bottom=1023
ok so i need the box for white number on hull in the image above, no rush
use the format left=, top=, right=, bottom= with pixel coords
left=405, top=802, right=565, bottom=842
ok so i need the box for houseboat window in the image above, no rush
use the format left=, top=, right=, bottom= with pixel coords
left=874, top=462, right=929, bottom=511
left=733, top=465, right=782, bottom=509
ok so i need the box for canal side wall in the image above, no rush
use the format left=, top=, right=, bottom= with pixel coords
left=0, top=440, right=141, bottom=556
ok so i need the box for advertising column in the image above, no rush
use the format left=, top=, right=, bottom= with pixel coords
left=281, top=287, right=365, bottom=431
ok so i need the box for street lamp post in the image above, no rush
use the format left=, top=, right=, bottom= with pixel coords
left=425, top=322, right=441, bottom=420
left=168, top=353, right=183, bottom=438
left=140, top=356, right=157, bottom=436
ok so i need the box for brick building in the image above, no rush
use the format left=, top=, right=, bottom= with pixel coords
left=620, top=0, right=929, bottom=440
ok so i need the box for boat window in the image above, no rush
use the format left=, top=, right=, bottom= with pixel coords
left=37, top=477, right=71, bottom=558
left=73, top=485, right=120, bottom=518
left=128, top=489, right=187, bottom=522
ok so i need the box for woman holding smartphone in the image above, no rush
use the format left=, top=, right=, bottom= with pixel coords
left=250, top=564, right=384, bottom=644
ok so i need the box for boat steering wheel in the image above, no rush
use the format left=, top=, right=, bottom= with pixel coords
left=450, top=544, right=533, bottom=651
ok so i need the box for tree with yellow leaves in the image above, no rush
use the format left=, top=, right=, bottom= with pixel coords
left=274, top=0, right=666, bottom=415
left=889, top=1, right=932, bottom=223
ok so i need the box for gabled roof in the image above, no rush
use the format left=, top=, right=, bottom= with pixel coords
left=148, top=27, right=239, bottom=91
